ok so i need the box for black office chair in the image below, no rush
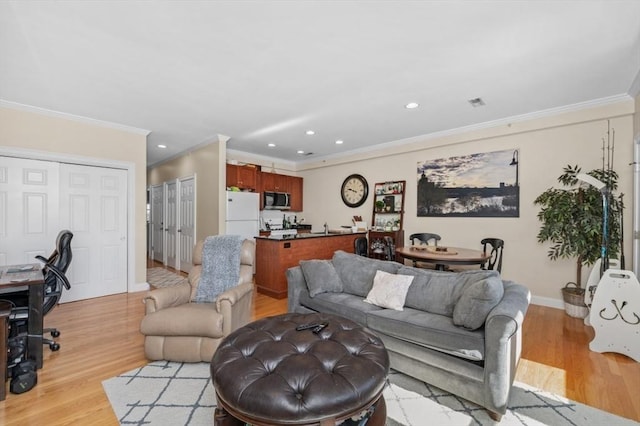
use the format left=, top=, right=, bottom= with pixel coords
left=10, top=230, right=73, bottom=352
left=409, top=233, right=441, bottom=246
left=354, top=236, right=368, bottom=257
left=383, top=236, right=396, bottom=262
left=408, top=233, right=441, bottom=267
left=481, top=238, right=504, bottom=273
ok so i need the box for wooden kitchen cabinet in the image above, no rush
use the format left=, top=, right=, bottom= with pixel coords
left=288, top=175, right=303, bottom=211
left=226, top=164, right=258, bottom=190
left=260, top=172, right=288, bottom=192
left=255, top=233, right=362, bottom=299
left=258, top=171, right=304, bottom=211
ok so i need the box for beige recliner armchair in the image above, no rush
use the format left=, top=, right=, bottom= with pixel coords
left=140, top=239, right=255, bottom=362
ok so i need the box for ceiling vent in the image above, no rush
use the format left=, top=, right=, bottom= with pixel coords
left=468, top=97, right=485, bottom=107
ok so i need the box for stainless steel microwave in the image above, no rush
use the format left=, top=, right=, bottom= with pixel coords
left=263, top=191, right=290, bottom=210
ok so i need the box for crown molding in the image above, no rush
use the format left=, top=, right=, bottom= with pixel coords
left=0, top=99, right=151, bottom=136
left=295, top=94, right=634, bottom=170
left=629, top=68, right=640, bottom=97
left=147, top=134, right=230, bottom=169
left=226, top=148, right=297, bottom=173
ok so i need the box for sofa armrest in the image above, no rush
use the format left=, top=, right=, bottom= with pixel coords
left=286, top=266, right=307, bottom=312
left=216, top=282, right=254, bottom=335
left=482, top=281, right=531, bottom=414
left=143, top=283, right=191, bottom=314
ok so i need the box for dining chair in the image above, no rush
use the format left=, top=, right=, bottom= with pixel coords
left=408, top=233, right=441, bottom=268
left=409, top=233, right=441, bottom=246
left=481, top=238, right=504, bottom=273
left=354, top=237, right=369, bottom=257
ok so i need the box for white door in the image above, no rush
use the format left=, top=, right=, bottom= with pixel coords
left=0, top=156, right=60, bottom=265
left=165, top=180, right=178, bottom=269
left=178, top=176, right=195, bottom=273
left=59, top=164, right=128, bottom=302
left=150, top=184, right=164, bottom=263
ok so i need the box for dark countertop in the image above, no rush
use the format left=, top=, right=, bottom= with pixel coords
left=290, top=224, right=312, bottom=230
left=256, top=231, right=367, bottom=241
left=260, top=224, right=312, bottom=232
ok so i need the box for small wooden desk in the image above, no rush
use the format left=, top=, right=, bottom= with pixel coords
left=395, top=246, right=491, bottom=271
left=0, top=264, right=45, bottom=371
left=0, top=300, right=11, bottom=400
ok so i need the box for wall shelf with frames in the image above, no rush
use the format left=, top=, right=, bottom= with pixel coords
left=369, top=180, right=405, bottom=258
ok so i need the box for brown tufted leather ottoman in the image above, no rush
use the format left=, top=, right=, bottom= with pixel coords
left=211, top=312, right=389, bottom=426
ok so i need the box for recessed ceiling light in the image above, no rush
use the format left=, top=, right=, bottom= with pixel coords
left=306, top=130, right=315, bottom=135
left=297, top=150, right=305, bottom=154
left=268, top=143, right=276, bottom=147
left=335, top=140, right=344, bottom=145
left=405, top=102, right=419, bottom=109
left=468, top=97, right=486, bottom=107
left=157, top=144, right=167, bottom=149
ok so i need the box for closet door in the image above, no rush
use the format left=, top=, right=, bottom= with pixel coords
left=164, top=180, right=178, bottom=269
left=178, top=176, right=196, bottom=273
left=0, top=156, right=60, bottom=265
left=59, top=164, right=128, bottom=302
left=150, top=184, right=164, bottom=263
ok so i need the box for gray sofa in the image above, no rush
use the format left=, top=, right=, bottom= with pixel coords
left=287, top=250, right=530, bottom=421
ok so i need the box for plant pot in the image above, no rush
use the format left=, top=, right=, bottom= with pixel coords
left=561, top=282, right=588, bottom=318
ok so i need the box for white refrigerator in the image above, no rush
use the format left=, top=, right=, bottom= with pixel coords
left=225, top=191, right=260, bottom=241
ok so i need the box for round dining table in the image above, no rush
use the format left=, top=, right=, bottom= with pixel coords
left=395, top=246, right=491, bottom=271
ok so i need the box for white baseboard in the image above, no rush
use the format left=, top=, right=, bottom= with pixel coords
left=531, top=295, right=564, bottom=310
left=129, top=281, right=150, bottom=293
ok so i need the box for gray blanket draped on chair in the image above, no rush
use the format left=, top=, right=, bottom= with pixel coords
left=193, top=235, right=243, bottom=303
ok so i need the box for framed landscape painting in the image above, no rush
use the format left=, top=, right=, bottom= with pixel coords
left=417, top=149, right=519, bottom=217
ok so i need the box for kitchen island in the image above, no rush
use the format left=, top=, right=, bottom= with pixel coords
left=255, top=232, right=366, bottom=299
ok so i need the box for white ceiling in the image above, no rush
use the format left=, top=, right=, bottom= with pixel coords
left=1, top=1, right=639, bottom=168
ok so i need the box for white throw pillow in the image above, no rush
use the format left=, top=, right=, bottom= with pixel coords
left=364, top=270, right=414, bottom=311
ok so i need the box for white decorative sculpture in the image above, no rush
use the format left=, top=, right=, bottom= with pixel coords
left=584, top=258, right=620, bottom=326
left=587, top=268, right=640, bottom=362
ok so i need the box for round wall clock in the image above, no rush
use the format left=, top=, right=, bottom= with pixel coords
left=341, top=174, right=369, bottom=208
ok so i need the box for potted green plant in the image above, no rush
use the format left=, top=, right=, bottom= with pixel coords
left=375, top=200, right=385, bottom=212
left=534, top=164, right=623, bottom=317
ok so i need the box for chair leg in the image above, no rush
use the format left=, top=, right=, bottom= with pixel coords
left=43, top=337, right=60, bottom=351
left=44, top=327, right=60, bottom=338
left=43, top=327, right=61, bottom=351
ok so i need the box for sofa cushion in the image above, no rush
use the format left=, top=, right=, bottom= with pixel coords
left=366, top=307, right=486, bottom=361
left=364, top=270, right=414, bottom=311
left=299, top=259, right=343, bottom=297
left=298, top=291, right=383, bottom=325
left=332, top=250, right=401, bottom=297
left=453, top=274, right=505, bottom=330
left=398, top=267, right=500, bottom=317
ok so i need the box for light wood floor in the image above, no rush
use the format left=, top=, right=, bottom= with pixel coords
left=0, top=269, right=638, bottom=425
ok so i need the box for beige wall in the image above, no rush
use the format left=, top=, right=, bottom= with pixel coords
left=635, top=93, right=640, bottom=139
left=0, top=105, right=148, bottom=288
left=147, top=141, right=225, bottom=241
left=145, top=97, right=636, bottom=309
left=298, top=100, right=635, bottom=308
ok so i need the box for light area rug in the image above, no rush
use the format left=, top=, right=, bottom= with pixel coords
left=102, top=361, right=637, bottom=426
left=147, top=267, right=188, bottom=289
